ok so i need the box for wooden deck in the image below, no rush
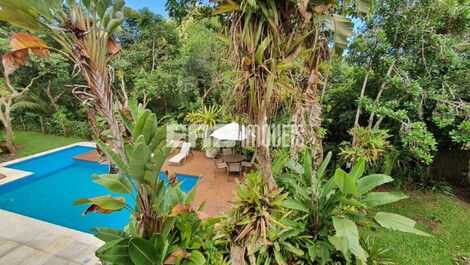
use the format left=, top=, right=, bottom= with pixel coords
left=74, top=150, right=104, bottom=163
left=74, top=150, right=238, bottom=217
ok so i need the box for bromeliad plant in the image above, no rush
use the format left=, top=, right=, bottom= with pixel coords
left=214, top=0, right=374, bottom=190
left=339, top=127, right=394, bottom=165
left=219, top=172, right=297, bottom=265
left=74, top=107, right=210, bottom=265
left=278, top=149, right=430, bottom=264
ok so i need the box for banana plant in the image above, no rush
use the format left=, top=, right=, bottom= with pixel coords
left=280, top=149, right=430, bottom=264
left=74, top=107, right=209, bottom=265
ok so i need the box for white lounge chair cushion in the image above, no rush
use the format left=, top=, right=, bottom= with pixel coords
left=169, top=153, right=185, bottom=163
left=169, top=142, right=191, bottom=163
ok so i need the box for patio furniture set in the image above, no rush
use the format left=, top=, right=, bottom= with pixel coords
left=168, top=122, right=256, bottom=178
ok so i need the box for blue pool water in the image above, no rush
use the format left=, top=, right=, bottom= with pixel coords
left=0, top=146, right=199, bottom=233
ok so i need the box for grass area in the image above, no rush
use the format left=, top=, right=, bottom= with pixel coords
left=12, top=131, right=85, bottom=157
left=366, top=192, right=470, bottom=264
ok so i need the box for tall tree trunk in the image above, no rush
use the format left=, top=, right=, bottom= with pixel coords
left=368, top=60, right=395, bottom=128
left=39, top=116, right=45, bottom=133
left=354, top=70, right=370, bottom=127
left=4, top=119, right=15, bottom=154
left=0, top=106, right=16, bottom=154
left=256, top=110, right=276, bottom=192
left=306, top=67, right=324, bottom=166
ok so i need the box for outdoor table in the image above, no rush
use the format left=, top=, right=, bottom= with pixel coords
left=223, top=154, right=244, bottom=163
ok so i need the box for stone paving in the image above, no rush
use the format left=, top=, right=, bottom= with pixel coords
left=0, top=210, right=102, bottom=265
left=0, top=144, right=242, bottom=264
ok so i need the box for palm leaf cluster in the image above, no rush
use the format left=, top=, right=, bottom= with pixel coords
left=0, top=0, right=137, bottom=157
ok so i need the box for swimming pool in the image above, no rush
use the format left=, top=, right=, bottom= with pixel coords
left=0, top=145, right=199, bottom=233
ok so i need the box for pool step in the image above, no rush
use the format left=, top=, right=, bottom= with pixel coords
left=0, top=167, right=33, bottom=186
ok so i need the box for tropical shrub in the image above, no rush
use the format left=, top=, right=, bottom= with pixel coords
left=277, top=149, right=430, bottom=264
left=185, top=104, right=224, bottom=136
left=218, top=172, right=301, bottom=264
left=339, top=127, right=394, bottom=166
left=74, top=106, right=220, bottom=264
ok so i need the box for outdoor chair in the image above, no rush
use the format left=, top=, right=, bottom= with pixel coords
left=222, top=148, right=233, bottom=156
left=168, top=142, right=192, bottom=165
left=216, top=161, right=228, bottom=170
left=227, top=162, right=242, bottom=176
left=211, top=158, right=228, bottom=171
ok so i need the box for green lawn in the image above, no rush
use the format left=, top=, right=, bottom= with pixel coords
left=366, top=192, right=470, bottom=264
left=12, top=131, right=85, bottom=157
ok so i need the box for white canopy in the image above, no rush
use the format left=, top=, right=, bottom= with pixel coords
left=210, top=122, right=252, bottom=141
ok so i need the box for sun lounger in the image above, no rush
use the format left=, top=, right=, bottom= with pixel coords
left=168, top=142, right=192, bottom=165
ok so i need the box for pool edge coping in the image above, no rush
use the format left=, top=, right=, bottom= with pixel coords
left=0, top=209, right=104, bottom=247
left=0, top=141, right=96, bottom=167
left=0, top=142, right=96, bottom=186
left=0, top=142, right=104, bottom=248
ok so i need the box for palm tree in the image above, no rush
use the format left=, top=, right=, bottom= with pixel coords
left=215, top=0, right=371, bottom=191
left=0, top=0, right=135, bottom=158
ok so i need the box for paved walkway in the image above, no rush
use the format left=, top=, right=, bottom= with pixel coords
left=0, top=210, right=102, bottom=265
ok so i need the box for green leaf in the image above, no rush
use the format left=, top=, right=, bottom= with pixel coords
left=112, top=0, right=125, bottom=14
left=316, top=151, right=332, bottom=180
left=90, top=195, right=126, bottom=210
left=188, top=250, right=206, bottom=265
left=362, top=192, right=408, bottom=207
left=356, top=0, right=373, bottom=17
left=73, top=198, right=91, bottom=205
left=128, top=136, right=151, bottom=182
left=283, top=199, right=309, bottom=213
left=357, top=174, right=393, bottom=194
left=92, top=174, right=133, bottom=194
left=334, top=168, right=357, bottom=195
left=119, top=110, right=134, bottom=133
left=129, top=238, right=158, bottom=265
left=0, top=1, right=43, bottom=31
left=142, top=113, right=156, bottom=144
left=332, top=217, right=368, bottom=262
left=328, top=236, right=350, bottom=261
left=255, top=36, right=271, bottom=64
left=96, top=238, right=131, bottom=264
left=92, top=228, right=129, bottom=242
left=303, top=147, right=313, bottom=186
left=281, top=242, right=304, bottom=256
left=374, top=212, right=431, bottom=236
left=286, top=159, right=303, bottom=175
left=81, top=0, right=91, bottom=9
left=325, top=14, right=354, bottom=54
left=350, top=157, right=366, bottom=181
left=95, top=137, right=129, bottom=175
left=212, top=0, right=241, bottom=15
left=133, top=109, right=151, bottom=137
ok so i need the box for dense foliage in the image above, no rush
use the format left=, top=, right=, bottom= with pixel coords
left=0, top=0, right=468, bottom=264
